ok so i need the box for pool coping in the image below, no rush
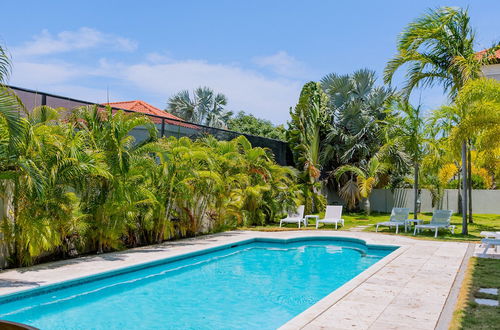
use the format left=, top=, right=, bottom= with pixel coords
left=0, top=231, right=469, bottom=329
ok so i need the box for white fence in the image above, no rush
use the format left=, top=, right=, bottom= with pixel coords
left=368, top=189, right=500, bottom=214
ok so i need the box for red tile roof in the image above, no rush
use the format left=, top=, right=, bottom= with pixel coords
left=103, top=100, right=198, bottom=129
left=476, top=49, right=500, bottom=64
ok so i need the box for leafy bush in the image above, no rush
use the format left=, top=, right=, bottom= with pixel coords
left=0, top=104, right=300, bottom=266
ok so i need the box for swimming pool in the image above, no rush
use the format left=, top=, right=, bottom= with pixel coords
left=0, top=237, right=396, bottom=329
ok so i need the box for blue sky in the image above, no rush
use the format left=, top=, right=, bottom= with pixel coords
left=1, top=0, right=499, bottom=123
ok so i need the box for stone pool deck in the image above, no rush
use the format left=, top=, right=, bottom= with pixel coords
left=0, top=231, right=470, bottom=329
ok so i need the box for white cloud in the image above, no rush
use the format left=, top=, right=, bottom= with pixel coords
left=253, top=51, right=309, bottom=79
left=9, top=28, right=303, bottom=124
left=11, top=61, right=82, bottom=85
left=121, top=60, right=301, bottom=123
left=46, top=84, right=126, bottom=105
left=11, top=57, right=301, bottom=123
left=12, top=27, right=137, bottom=58
left=145, top=52, right=174, bottom=64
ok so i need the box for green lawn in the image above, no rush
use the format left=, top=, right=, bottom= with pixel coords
left=452, top=258, right=500, bottom=330
left=240, top=212, right=499, bottom=242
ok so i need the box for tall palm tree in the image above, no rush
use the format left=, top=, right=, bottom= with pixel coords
left=384, top=101, right=426, bottom=218
left=287, top=81, right=330, bottom=214
left=449, top=78, right=500, bottom=193
left=166, top=87, right=232, bottom=128
left=383, top=7, right=498, bottom=234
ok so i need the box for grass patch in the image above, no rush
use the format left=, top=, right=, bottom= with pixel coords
left=240, top=213, right=499, bottom=242
left=452, top=258, right=500, bottom=329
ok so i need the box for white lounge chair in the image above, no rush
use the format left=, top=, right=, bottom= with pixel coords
left=481, top=238, right=500, bottom=256
left=279, top=205, right=305, bottom=228
left=376, top=208, right=410, bottom=234
left=315, top=205, right=344, bottom=229
left=413, top=210, right=455, bottom=238
left=480, top=232, right=500, bottom=256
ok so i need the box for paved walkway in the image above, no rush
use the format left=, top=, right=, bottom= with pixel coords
left=0, top=231, right=470, bottom=330
left=348, top=224, right=373, bottom=232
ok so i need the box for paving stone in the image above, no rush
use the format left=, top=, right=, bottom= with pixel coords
left=478, top=288, right=499, bottom=295
left=475, top=298, right=499, bottom=306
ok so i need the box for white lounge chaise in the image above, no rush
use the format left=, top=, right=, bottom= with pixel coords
left=481, top=238, right=500, bottom=256
left=279, top=205, right=305, bottom=228
left=413, top=210, right=454, bottom=238
left=315, top=205, right=344, bottom=229
left=480, top=232, right=500, bottom=256
left=375, top=208, right=410, bottom=234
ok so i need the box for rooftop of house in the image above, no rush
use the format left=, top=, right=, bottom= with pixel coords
left=476, top=48, right=500, bottom=64
left=103, top=100, right=196, bottom=128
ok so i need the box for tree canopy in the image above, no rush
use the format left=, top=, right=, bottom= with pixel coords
left=227, top=111, right=286, bottom=140
left=166, top=87, right=233, bottom=128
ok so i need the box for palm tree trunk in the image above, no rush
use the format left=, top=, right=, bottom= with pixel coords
left=363, top=198, right=371, bottom=216
left=413, top=162, right=419, bottom=219
left=457, top=165, right=462, bottom=214
left=461, top=141, right=468, bottom=235
left=12, top=178, right=20, bottom=266
left=467, top=146, right=473, bottom=223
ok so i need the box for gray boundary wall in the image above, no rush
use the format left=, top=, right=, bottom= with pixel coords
left=369, top=189, right=500, bottom=214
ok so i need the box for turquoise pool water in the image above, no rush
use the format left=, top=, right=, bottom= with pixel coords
left=0, top=238, right=396, bottom=329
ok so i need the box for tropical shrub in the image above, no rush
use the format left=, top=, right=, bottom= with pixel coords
left=0, top=99, right=299, bottom=266
left=334, top=156, right=387, bottom=215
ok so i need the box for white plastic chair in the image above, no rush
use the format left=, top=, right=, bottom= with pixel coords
left=279, top=205, right=305, bottom=228
left=316, top=205, right=344, bottom=229
left=480, top=232, right=500, bottom=256
left=413, top=210, right=454, bottom=238
left=481, top=239, right=500, bottom=256
left=375, top=208, right=410, bottom=234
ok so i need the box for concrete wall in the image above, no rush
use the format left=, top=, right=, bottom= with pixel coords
left=368, top=189, right=500, bottom=214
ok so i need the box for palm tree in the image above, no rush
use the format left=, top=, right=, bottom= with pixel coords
left=287, top=81, right=330, bottom=214
left=334, top=156, right=387, bottom=215
left=320, top=69, right=394, bottom=168
left=166, top=87, right=232, bottom=128
left=70, top=105, right=157, bottom=253
left=0, top=103, right=105, bottom=265
left=383, top=7, right=499, bottom=234
left=0, top=45, right=24, bottom=148
left=450, top=79, right=500, bottom=161
left=449, top=78, right=500, bottom=198
left=385, top=101, right=426, bottom=218
left=0, top=45, right=10, bottom=83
